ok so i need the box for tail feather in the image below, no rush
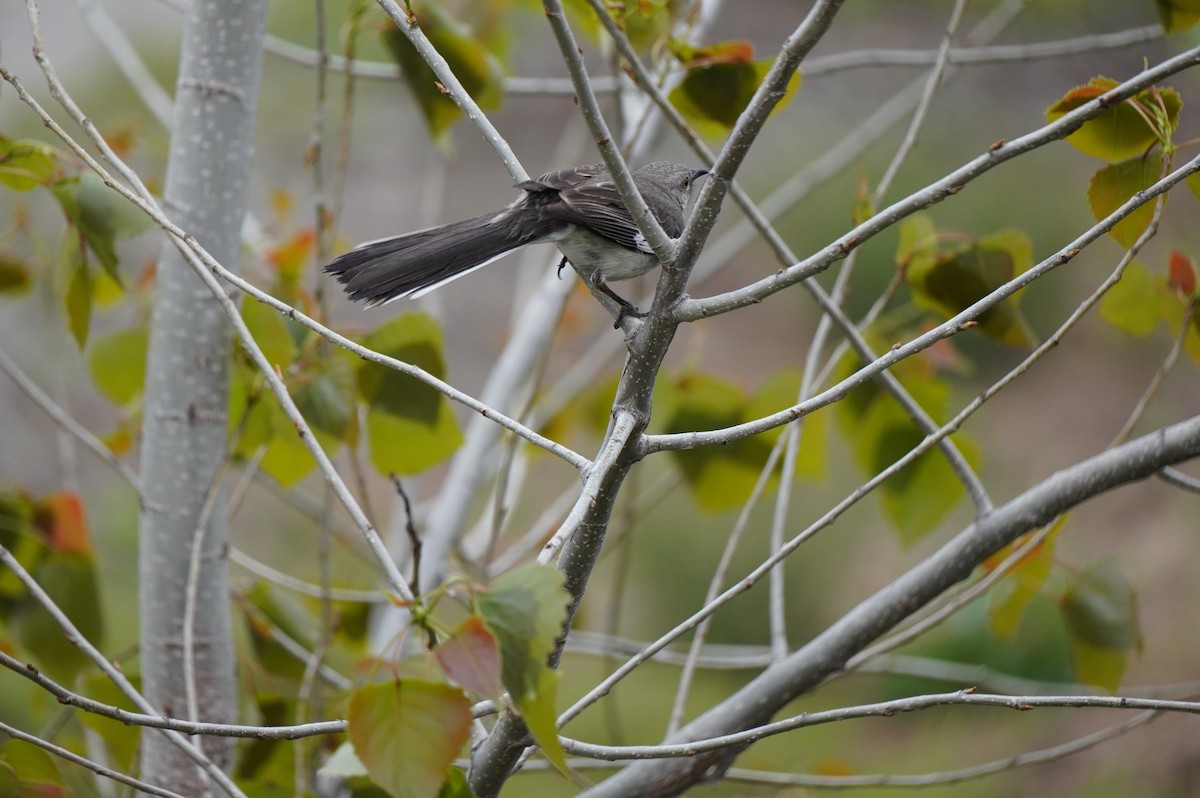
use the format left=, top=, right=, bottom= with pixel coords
left=325, top=209, right=557, bottom=306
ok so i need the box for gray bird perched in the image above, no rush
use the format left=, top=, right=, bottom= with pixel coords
left=324, top=161, right=708, bottom=318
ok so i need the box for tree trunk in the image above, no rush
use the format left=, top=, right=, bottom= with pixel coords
left=138, top=0, right=268, bottom=790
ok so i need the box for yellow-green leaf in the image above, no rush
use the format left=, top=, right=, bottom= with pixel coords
left=1087, top=156, right=1163, bottom=248
left=1046, top=78, right=1182, bottom=162
left=663, top=371, right=776, bottom=512
left=669, top=43, right=801, bottom=137
left=366, top=401, right=462, bottom=477
left=1062, top=558, right=1141, bottom=692
left=348, top=679, right=473, bottom=798
left=241, top=299, right=298, bottom=370
left=1156, top=0, right=1200, bottom=33
left=985, top=518, right=1062, bottom=640
left=0, top=136, right=57, bottom=191
left=1100, top=261, right=1160, bottom=337
left=88, top=327, right=148, bottom=406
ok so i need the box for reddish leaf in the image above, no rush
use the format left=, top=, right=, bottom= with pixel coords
left=435, top=614, right=503, bottom=699
left=34, top=492, right=91, bottom=555
left=1168, top=250, right=1197, bottom=297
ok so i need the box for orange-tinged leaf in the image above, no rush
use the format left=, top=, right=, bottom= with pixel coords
left=1046, top=77, right=1182, bottom=162
left=1168, top=250, right=1197, bottom=296
left=35, top=492, right=91, bottom=555
left=267, top=228, right=315, bottom=281
left=1087, top=156, right=1162, bottom=249
left=348, top=679, right=472, bottom=798
left=435, top=614, right=503, bottom=699
left=673, top=39, right=755, bottom=68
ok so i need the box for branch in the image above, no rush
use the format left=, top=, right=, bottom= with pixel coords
left=0, top=718, right=191, bottom=798
left=584, top=415, right=1200, bottom=795
left=0, top=347, right=141, bottom=491
left=644, top=149, right=1200, bottom=453
left=678, top=45, right=1200, bottom=319
left=560, top=691, right=1200, bottom=761
left=724, top=710, right=1158, bottom=787
left=0, top=543, right=249, bottom=798
left=0, top=649, right=347, bottom=740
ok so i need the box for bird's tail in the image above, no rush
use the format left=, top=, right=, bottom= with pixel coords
left=325, top=207, right=556, bottom=306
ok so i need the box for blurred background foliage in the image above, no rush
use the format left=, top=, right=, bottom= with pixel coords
left=1, top=0, right=1199, bottom=795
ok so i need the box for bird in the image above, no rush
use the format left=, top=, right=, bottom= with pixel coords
left=324, top=161, right=708, bottom=319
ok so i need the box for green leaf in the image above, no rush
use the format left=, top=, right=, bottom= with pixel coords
left=0, top=252, right=33, bottom=295
left=357, top=312, right=449, bottom=422
left=663, top=372, right=768, bottom=512
left=295, top=364, right=357, bottom=443
left=88, top=327, right=148, bottom=406
left=1062, top=558, right=1141, bottom=651
left=436, top=768, right=475, bottom=798
left=517, top=667, right=568, bottom=775
left=1100, top=261, right=1160, bottom=337
left=1061, top=558, right=1140, bottom=692
left=65, top=250, right=92, bottom=348
left=52, top=173, right=152, bottom=281
left=382, top=6, right=504, bottom=141
left=669, top=43, right=801, bottom=137
left=745, top=368, right=828, bottom=481
left=906, top=228, right=1037, bottom=347
left=241, top=299, right=298, bottom=369
left=435, top=614, right=503, bottom=699
left=1156, top=0, right=1200, bottom=33
left=1046, top=78, right=1182, bottom=162
left=853, top=396, right=977, bottom=545
left=1087, top=156, right=1162, bottom=249
left=12, top=551, right=105, bottom=683
left=0, top=136, right=57, bottom=191
left=347, top=679, right=473, bottom=798
left=476, top=563, right=570, bottom=702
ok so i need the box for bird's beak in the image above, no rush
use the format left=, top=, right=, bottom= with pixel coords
left=690, top=168, right=710, bottom=181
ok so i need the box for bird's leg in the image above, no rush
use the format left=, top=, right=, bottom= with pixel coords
left=556, top=256, right=570, bottom=278
left=589, top=274, right=645, bottom=328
